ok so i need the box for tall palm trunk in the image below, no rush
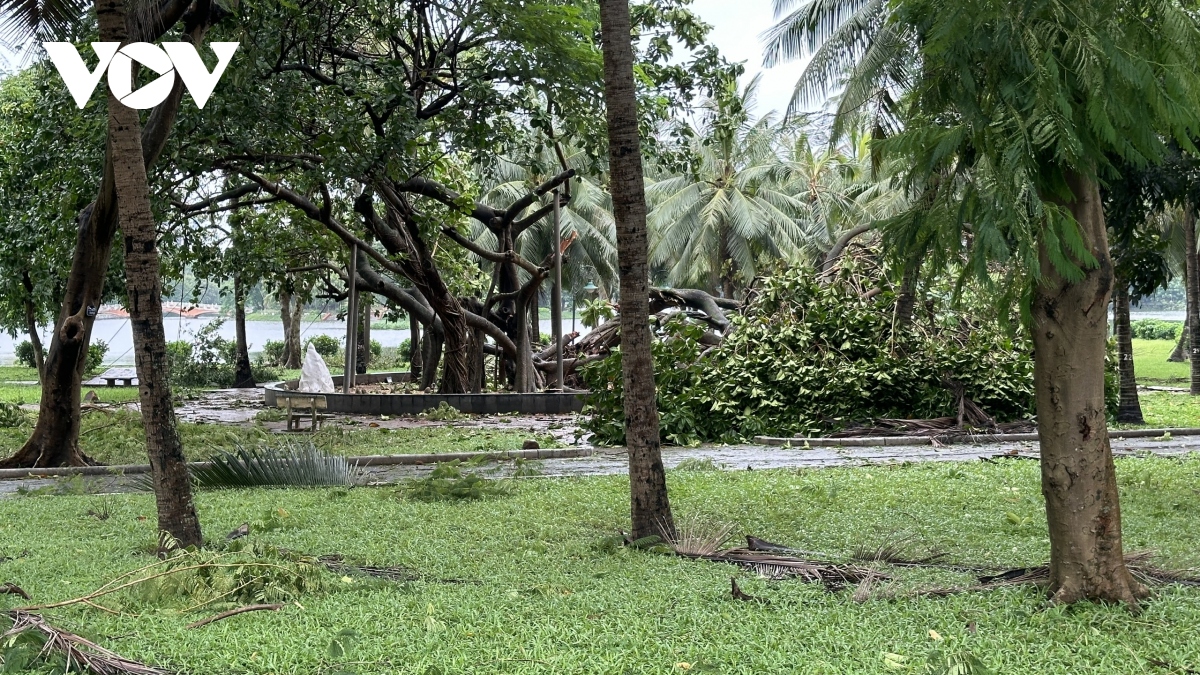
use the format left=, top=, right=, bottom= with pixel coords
left=102, top=0, right=201, bottom=548
left=1185, top=205, right=1200, bottom=394
left=1032, top=170, right=1144, bottom=606
left=1113, top=281, right=1144, bottom=423
left=598, top=0, right=675, bottom=542
left=1168, top=315, right=1188, bottom=362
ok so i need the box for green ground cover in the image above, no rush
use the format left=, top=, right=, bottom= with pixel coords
left=1132, top=339, right=1188, bottom=386
left=2, top=458, right=1199, bottom=673
left=0, top=412, right=557, bottom=466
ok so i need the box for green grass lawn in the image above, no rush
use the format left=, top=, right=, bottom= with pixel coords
left=1133, top=339, right=1189, bottom=385
left=2, top=458, right=1199, bottom=673
left=0, top=411, right=558, bottom=466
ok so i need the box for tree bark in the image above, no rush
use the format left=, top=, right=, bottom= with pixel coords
left=21, top=272, right=45, bottom=382
left=1113, top=281, right=1144, bottom=424
left=278, top=288, right=303, bottom=368
left=1032, top=169, right=1145, bottom=606
left=1185, top=205, right=1200, bottom=394
left=356, top=294, right=371, bottom=374
left=103, top=0, right=201, bottom=549
left=599, top=0, right=675, bottom=542
left=232, top=274, right=254, bottom=388
left=409, top=318, right=422, bottom=380
left=895, top=261, right=919, bottom=330
left=1168, top=315, right=1188, bottom=362
left=0, top=0, right=197, bottom=469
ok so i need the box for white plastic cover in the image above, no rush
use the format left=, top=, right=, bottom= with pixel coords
left=298, top=344, right=335, bottom=393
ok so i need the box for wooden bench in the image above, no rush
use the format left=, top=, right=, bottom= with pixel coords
left=275, top=394, right=328, bottom=432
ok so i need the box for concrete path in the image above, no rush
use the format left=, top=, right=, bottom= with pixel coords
left=4, top=434, right=1197, bottom=499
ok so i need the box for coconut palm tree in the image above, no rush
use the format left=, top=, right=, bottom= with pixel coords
left=646, top=76, right=810, bottom=296
left=761, top=0, right=912, bottom=138
left=597, top=0, right=675, bottom=543
left=0, top=0, right=203, bottom=548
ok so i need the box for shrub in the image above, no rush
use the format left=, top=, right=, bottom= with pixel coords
left=0, top=402, right=26, bottom=428
left=14, top=340, right=35, bottom=369
left=1130, top=319, right=1182, bottom=341
left=582, top=267, right=1037, bottom=445
left=305, top=334, right=340, bottom=358
left=260, top=340, right=286, bottom=366
left=167, top=321, right=278, bottom=387
left=401, top=460, right=511, bottom=502
left=370, top=339, right=382, bottom=358
left=86, top=340, right=108, bottom=375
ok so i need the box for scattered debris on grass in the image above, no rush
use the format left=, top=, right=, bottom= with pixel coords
left=729, top=578, right=769, bottom=604
left=829, top=416, right=1035, bottom=439
left=0, top=582, right=30, bottom=600
left=2, top=610, right=168, bottom=675
left=400, top=460, right=512, bottom=502
left=185, top=603, right=283, bottom=629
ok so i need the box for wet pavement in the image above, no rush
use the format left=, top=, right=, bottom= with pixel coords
left=3, top=433, right=1197, bottom=499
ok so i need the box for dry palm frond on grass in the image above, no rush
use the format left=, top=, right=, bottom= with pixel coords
left=909, top=551, right=1200, bottom=599
left=3, top=611, right=168, bottom=675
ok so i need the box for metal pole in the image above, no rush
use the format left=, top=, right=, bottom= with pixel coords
left=344, top=244, right=359, bottom=393
left=552, top=190, right=565, bottom=391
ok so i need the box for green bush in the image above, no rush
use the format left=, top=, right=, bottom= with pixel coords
left=305, top=334, right=340, bottom=358
left=1130, top=318, right=1182, bottom=341
left=260, top=339, right=286, bottom=366
left=370, top=339, right=382, bottom=358
left=582, top=267, right=1037, bottom=445
left=14, top=340, right=36, bottom=369
left=86, top=340, right=108, bottom=374
left=168, top=321, right=279, bottom=387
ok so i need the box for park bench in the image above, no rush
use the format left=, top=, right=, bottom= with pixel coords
left=94, top=367, right=138, bottom=387
left=275, top=393, right=327, bottom=432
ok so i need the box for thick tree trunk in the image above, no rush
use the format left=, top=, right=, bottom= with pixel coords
left=420, top=327, right=442, bottom=391
left=0, top=0, right=195, bottom=469
left=357, top=295, right=371, bottom=374
left=599, top=0, right=675, bottom=542
left=409, top=319, right=422, bottom=380
left=1168, top=315, right=1188, bottom=362
left=1032, top=169, right=1145, bottom=606
left=232, top=274, right=254, bottom=388
left=1186, top=205, right=1200, bottom=394
left=278, top=288, right=303, bottom=368
left=1113, top=282, right=1144, bottom=424
left=22, top=272, right=45, bottom=382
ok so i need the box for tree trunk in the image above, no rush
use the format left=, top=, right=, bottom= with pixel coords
left=1186, top=205, right=1200, bottom=394
left=103, top=0, right=201, bottom=548
left=232, top=274, right=254, bottom=388
left=278, top=288, right=303, bottom=368
left=0, top=0, right=196, bottom=469
left=1031, top=169, right=1145, bottom=606
left=598, top=0, right=675, bottom=542
left=356, top=294, right=371, bottom=374
left=409, top=318, right=422, bottom=380
left=1168, top=315, right=1188, bottom=362
left=1113, top=281, right=1144, bottom=424
left=22, top=272, right=45, bottom=382
left=420, top=326, right=442, bottom=390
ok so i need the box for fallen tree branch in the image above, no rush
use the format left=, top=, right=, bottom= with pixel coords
left=185, top=603, right=283, bottom=629
left=3, top=611, right=169, bottom=675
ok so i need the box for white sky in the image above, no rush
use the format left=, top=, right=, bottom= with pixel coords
left=689, top=0, right=810, bottom=118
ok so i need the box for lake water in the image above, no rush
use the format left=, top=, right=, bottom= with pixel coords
left=0, top=316, right=592, bottom=366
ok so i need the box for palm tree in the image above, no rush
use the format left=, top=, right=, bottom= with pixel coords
left=646, top=77, right=810, bottom=296
left=0, top=0, right=203, bottom=548
left=597, top=0, right=675, bottom=543
left=761, top=0, right=912, bottom=138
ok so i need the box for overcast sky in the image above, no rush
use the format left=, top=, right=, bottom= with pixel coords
left=689, top=0, right=809, bottom=118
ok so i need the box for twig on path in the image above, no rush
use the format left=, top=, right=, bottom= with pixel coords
left=186, top=603, right=283, bottom=629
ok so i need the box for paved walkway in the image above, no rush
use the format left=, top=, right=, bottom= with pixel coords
left=3, top=434, right=1197, bottom=499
